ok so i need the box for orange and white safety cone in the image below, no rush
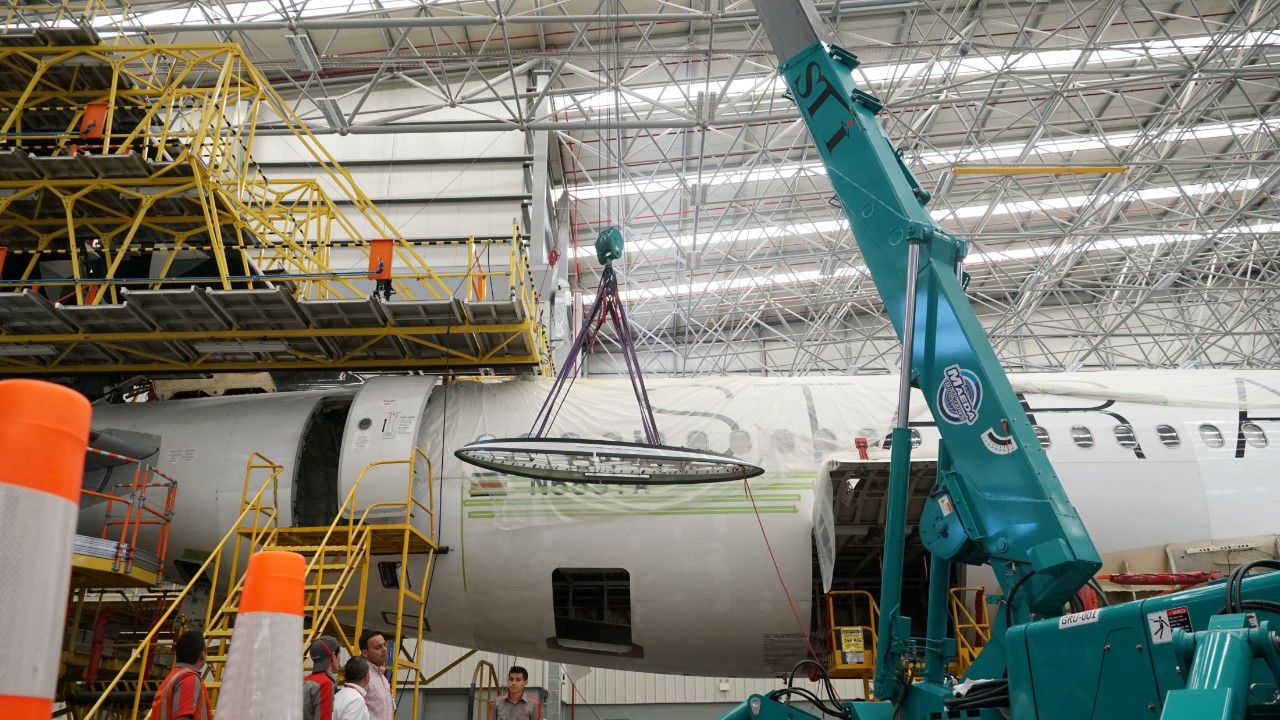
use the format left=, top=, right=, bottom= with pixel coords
left=217, top=551, right=306, bottom=719
left=0, top=380, right=91, bottom=720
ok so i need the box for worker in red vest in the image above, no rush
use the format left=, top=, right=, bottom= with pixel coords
left=152, top=631, right=211, bottom=720
left=304, top=636, right=341, bottom=720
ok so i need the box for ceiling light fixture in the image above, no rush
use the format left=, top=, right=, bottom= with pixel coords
left=0, top=344, right=59, bottom=357
left=316, top=97, right=348, bottom=132
left=286, top=34, right=323, bottom=74
left=193, top=341, right=289, bottom=353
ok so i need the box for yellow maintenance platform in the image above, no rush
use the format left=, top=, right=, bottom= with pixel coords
left=68, top=448, right=438, bottom=720
left=0, top=3, right=550, bottom=376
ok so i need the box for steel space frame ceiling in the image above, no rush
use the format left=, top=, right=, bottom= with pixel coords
left=13, top=0, right=1280, bottom=375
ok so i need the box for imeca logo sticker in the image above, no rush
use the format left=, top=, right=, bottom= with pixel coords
left=938, top=365, right=982, bottom=425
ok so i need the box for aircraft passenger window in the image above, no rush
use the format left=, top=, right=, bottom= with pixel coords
left=814, top=428, right=838, bottom=453
left=686, top=430, right=710, bottom=451
left=772, top=429, right=796, bottom=454
left=1199, top=424, right=1225, bottom=449
left=1070, top=425, right=1094, bottom=449
left=1032, top=425, right=1051, bottom=449
left=1242, top=422, right=1268, bottom=448
left=552, top=568, right=632, bottom=647
left=1113, top=425, right=1139, bottom=449
left=1156, top=425, right=1180, bottom=448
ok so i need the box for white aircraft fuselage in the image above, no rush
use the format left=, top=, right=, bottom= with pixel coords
left=81, top=370, right=1280, bottom=676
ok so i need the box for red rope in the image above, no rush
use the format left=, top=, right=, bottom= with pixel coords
left=743, top=478, right=821, bottom=663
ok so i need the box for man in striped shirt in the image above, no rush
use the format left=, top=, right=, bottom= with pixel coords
left=152, top=630, right=211, bottom=720
left=359, top=630, right=394, bottom=720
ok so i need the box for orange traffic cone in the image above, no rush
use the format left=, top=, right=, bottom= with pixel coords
left=216, top=551, right=306, bottom=719
left=0, top=380, right=91, bottom=720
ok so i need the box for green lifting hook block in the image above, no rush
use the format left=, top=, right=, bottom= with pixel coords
left=595, top=226, right=624, bottom=266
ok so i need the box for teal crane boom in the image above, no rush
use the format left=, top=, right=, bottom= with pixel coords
left=714, top=3, right=1280, bottom=719
left=757, top=0, right=1100, bottom=694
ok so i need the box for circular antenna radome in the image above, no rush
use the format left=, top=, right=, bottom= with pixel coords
left=455, top=437, right=764, bottom=484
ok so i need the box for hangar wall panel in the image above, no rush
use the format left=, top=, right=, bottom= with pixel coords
left=415, top=642, right=865, bottom=704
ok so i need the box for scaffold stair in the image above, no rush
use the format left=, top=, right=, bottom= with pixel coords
left=76, top=449, right=439, bottom=720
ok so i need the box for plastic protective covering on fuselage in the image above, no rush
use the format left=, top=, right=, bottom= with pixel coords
left=1005, top=370, right=1280, bottom=556
left=419, top=375, right=901, bottom=676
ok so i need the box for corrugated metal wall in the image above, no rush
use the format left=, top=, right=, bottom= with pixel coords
left=257, top=83, right=529, bottom=241
left=417, top=642, right=866, bottom=705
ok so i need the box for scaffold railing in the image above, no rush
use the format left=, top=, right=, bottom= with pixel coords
left=78, top=446, right=178, bottom=583
left=3, top=1, right=150, bottom=45
left=76, top=453, right=286, bottom=720
left=0, top=38, right=450, bottom=303
left=0, top=22, right=551, bottom=375
left=201, top=446, right=439, bottom=717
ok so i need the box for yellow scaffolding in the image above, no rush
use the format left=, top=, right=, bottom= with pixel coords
left=70, top=454, right=285, bottom=720
left=824, top=590, right=880, bottom=698
left=60, top=446, right=184, bottom=718
left=0, top=23, right=551, bottom=375
left=951, top=164, right=1128, bottom=175
left=202, top=448, right=439, bottom=717
left=949, top=586, right=992, bottom=676
left=76, top=448, right=440, bottom=720
left=822, top=586, right=992, bottom=696
left=4, top=2, right=144, bottom=44
left=467, top=660, right=504, bottom=720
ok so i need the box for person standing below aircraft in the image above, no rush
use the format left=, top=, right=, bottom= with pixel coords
left=489, top=666, right=541, bottom=720
left=304, top=636, right=341, bottom=720
left=359, top=630, right=394, bottom=720
left=333, top=657, right=372, bottom=720
left=152, top=630, right=212, bottom=720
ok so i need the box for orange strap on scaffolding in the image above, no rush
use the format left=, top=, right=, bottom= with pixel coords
left=79, top=102, right=109, bottom=139
left=368, top=238, right=393, bottom=280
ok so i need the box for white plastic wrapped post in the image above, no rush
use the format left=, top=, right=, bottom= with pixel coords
left=0, top=380, right=91, bottom=720
left=216, top=551, right=305, bottom=720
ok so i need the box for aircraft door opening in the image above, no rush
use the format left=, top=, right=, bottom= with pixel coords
left=294, top=397, right=353, bottom=527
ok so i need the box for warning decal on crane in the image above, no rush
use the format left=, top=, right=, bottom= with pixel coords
left=1147, top=606, right=1192, bottom=644
left=840, top=628, right=866, bottom=664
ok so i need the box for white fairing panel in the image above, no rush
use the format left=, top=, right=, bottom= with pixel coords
left=337, top=375, right=437, bottom=523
